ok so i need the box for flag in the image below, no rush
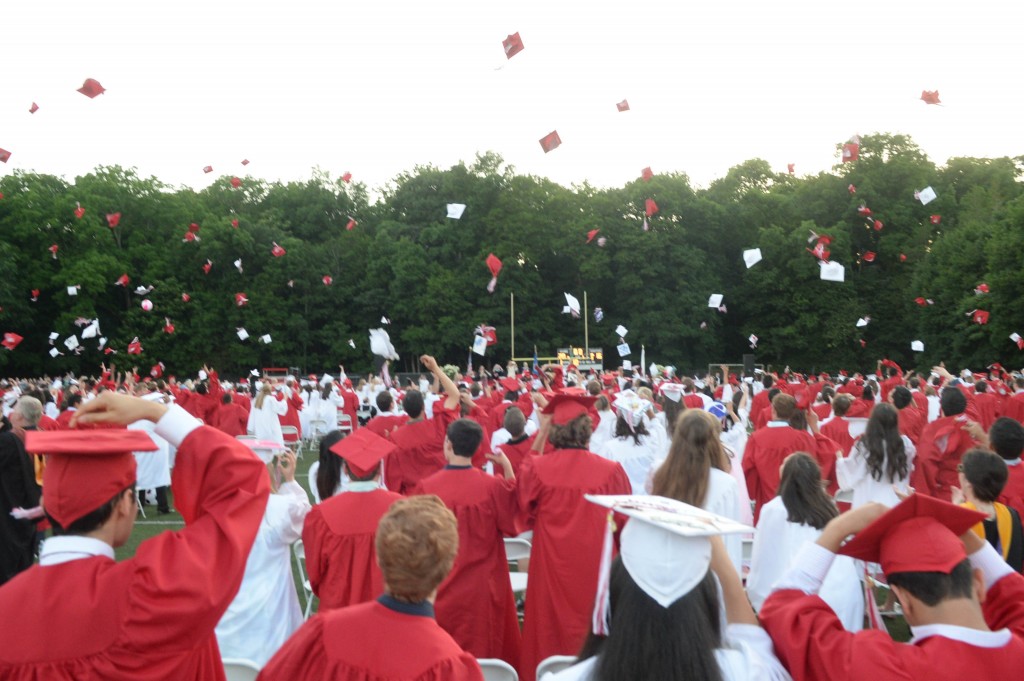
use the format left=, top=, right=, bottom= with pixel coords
left=532, top=347, right=540, bottom=376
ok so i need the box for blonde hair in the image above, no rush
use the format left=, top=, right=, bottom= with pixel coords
left=254, top=383, right=273, bottom=409
left=376, top=496, right=458, bottom=602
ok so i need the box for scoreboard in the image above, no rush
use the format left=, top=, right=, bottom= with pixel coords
left=556, top=346, right=604, bottom=372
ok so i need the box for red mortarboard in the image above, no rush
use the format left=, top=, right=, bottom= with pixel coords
left=127, top=337, right=143, bottom=354
left=842, top=143, right=859, bottom=162
left=203, top=166, right=213, bottom=174
left=30, top=289, right=40, bottom=301
left=183, top=231, right=198, bottom=243
left=341, top=172, right=352, bottom=183
left=860, top=339, right=867, bottom=348
left=616, top=99, right=630, bottom=112
left=972, top=310, right=990, bottom=325
left=48, top=244, right=58, bottom=259
left=27, top=429, right=157, bottom=527
left=587, top=229, right=599, bottom=243
left=271, top=243, right=286, bottom=257
left=930, top=215, right=941, bottom=225
left=839, top=495, right=984, bottom=575
left=235, top=293, right=249, bottom=306
left=539, top=131, right=561, bottom=153
left=914, top=297, right=927, bottom=306
left=641, top=167, right=653, bottom=181
left=502, top=32, right=524, bottom=59
left=203, top=260, right=213, bottom=274
left=862, top=251, right=876, bottom=263
left=787, top=163, right=795, bottom=174
left=188, top=222, right=200, bottom=233
left=74, top=204, right=86, bottom=219
left=150, top=362, right=165, bottom=377
left=900, top=253, right=907, bottom=262
left=345, top=218, right=357, bottom=231
left=499, top=377, right=521, bottom=393
left=329, top=428, right=395, bottom=478
left=873, top=220, right=884, bottom=231
left=29, top=102, right=39, bottom=114
left=0, top=148, right=11, bottom=163
left=116, top=273, right=129, bottom=286
left=241, top=159, right=250, bottom=166
left=77, top=78, right=106, bottom=98
left=486, top=253, right=502, bottom=293
left=230, top=177, right=242, bottom=189
left=848, top=184, right=856, bottom=194
left=975, top=283, right=989, bottom=294
left=857, top=205, right=872, bottom=217
left=921, top=90, right=941, bottom=105
left=106, top=212, right=121, bottom=228
left=182, top=292, right=191, bottom=302
left=542, top=393, right=597, bottom=425
left=163, top=318, right=174, bottom=334
left=322, top=275, right=333, bottom=286
left=2, top=333, right=24, bottom=351
left=645, top=198, right=658, bottom=217
left=231, top=218, right=239, bottom=228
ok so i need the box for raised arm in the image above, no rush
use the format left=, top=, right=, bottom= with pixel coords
left=421, top=355, right=460, bottom=410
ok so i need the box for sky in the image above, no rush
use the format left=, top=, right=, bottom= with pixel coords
left=2, top=0, right=1022, bottom=197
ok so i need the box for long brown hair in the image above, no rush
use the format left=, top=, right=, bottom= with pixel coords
left=652, top=411, right=727, bottom=507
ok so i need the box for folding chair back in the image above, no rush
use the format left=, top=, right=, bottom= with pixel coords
left=221, top=658, right=260, bottom=681
left=477, top=658, right=518, bottom=681
left=535, top=655, right=577, bottom=679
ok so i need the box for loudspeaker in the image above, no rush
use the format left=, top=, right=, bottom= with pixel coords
left=743, top=354, right=755, bottom=376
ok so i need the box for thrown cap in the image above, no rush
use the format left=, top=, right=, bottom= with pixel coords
left=329, top=428, right=395, bottom=478
left=26, top=430, right=157, bottom=527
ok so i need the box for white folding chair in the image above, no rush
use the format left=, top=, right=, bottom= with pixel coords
left=504, top=537, right=531, bottom=593
left=280, top=425, right=302, bottom=459
left=337, top=412, right=354, bottom=434
left=235, top=435, right=258, bottom=441
left=536, top=655, right=576, bottom=679
left=477, top=658, right=518, bottom=681
left=221, top=658, right=260, bottom=681
left=305, top=418, right=327, bottom=448
left=292, top=539, right=316, bottom=619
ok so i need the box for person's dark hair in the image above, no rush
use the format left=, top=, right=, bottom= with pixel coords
left=316, top=430, right=345, bottom=501
left=446, top=418, right=483, bottom=457
left=595, top=394, right=610, bottom=412
left=587, top=380, right=602, bottom=396
left=772, top=393, right=796, bottom=421
left=403, top=390, right=424, bottom=419
left=961, top=448, right=1008, bottom=503
left=887, top=560, right=975, bottom=606
left=652, top=411, right=726, bottom=508
left=940, top=387, right=967, bottom=417
left=861, top=385, right=874, bottom=402
left=860, top=403, right=908, bottom=483
left=989, top=417, right=1024, bottom=461
left=820, top=386, right=835, bottom=404
left=221, top=393, right=233, bottom=405
left=1016, top=377, right=1024, bottom=391
left=891, top=386, right=912, bottom=410
left=63, top=393, right=82, bottom=410
left=195, top=382, right=208, bottom=396
left=376, top=391, right=394, bottom=413
left=580, top=558, right=723, bottom=681
left=766, top=387, right=781, bottom=408
left=503, top=390, right=519, bottom=402
left=908, top=377, right=921, bottom=390
left=614, top=414, right=650, bottom=446
left=975, top=380, right=988, bottom=394
left=319, top=384, right=333, bottom=401
left=762, top=374, right=775, bottom=390
left=778, top=453, right=837, bottom=530
left=662, top=398, right=686, bottom=438
left=832, top=394, right=852, bottom=417
left=48, top=486, right=133, bottom=535
left=503, top=406, right=526, bottom=438
left=549, top=413, right=592, bottom=449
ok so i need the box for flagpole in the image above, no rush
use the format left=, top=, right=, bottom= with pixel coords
left=510, top=292, right=515, bottom=361
left=584, top=290, right=589, bottom=355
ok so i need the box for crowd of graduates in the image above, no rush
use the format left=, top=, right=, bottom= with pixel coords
left=2, top=353, right=1024, bottom=680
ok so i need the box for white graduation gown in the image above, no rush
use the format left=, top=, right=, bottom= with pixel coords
left=247, top=395, right=289, bottom=445
left=589, top=410, right=616, bottom=454
left=541, top=624, right=791, bottom=681
left=746, top=496, right=864, bottom=632
left=835, top=436, right=916, bottom=509
left=215, top=480, right=311, bottom=667
left=128, top=419, right=171, bottom=489
left=595, top=435, right=659, bottom=495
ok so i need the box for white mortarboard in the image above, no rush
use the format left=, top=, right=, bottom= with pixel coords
left=369, top=328, right=398, bottom=359
left=617, top=342, right=631, bottom=357
left=820, top=260, right=845, bottom=282
left=562, top=306, right=571, bottom=314
left=1012, top=333, right=1023, bottom=345
left=472, top=334, right=487, bottom=356
left=81, top=319, right=100, bottom=339
left=585, top=494, right=752, bottom=631
left=98, top=337, right=108, bottom=349
left=237, top=328, right=249, bottom=340
left=856, top=317, right=869, bottom=328
left=67, top=286, right=79, bottom=296
left=63, top=335, right=79, bottom=351
left=250, top=368, right=260, bottom=377
left=622, top=360, right=633, bottom=371
left=742, top=248, right=762, bottom=269
left=260, top=334, right=272, bottom=344
left=48, top=332, right=59, bottom=342
left=613, top=390, right=650, bottom=426
left=564, top=293, right=581, bottom=316
left=446, top=203, right=466, bottom=219
left=234, top=259, right=243, bottom=273
left=133, top=286, right=150, bottom=295
left=380, top=316, right=390, bottom=325
left=49, top=348, right=61, bottom=358
left=660, top=383, right=683, bottom=402
left=917, top=186, right=937, bottom=205
left=707, top=294, right=723, bottom=308
left=320, top=373, right=333, bottom=386
left=198, top=370, right=208, bottom=380
left=615, top=324, right=628, bottom=338
left=911, top=340, right=925, bottom=352
left=348, top=339, right=356, bottom=348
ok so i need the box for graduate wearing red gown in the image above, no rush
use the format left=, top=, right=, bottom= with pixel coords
left=0, top=394, right=270, bottom=680
left=414, top=419, right=521, bottom=668
left=912, top=413, right=979, bottom=501
left=516, top=394, right=632, bottom=681
left=743, top=415, right=818, bottom=522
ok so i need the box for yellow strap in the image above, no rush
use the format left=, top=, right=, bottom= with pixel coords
left=963, top=501, right=1013, bottom=560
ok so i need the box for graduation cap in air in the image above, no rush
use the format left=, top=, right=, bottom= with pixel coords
left=271, top=243, right=286, bottom=257
left=748, top=334, right=758, bottom=349
left=848, top=184, right=857, bottom=194
left=930, top=215, right=942, bottom=225
left=74, top=203, right=85, bottom=219
left=203, top=261, right=213, bottom=274
left=914, top=297, right=933, bottom=306
left=29, top=102, right=38, bottom=114
left=615, top=325, right=628, bottom=338
left=231, top=219, right=239, bottom=228
left=873, top=220, right=884, bottom=231
left=237, top=328, right=249, bottom=341
left=502, top=32, right=524, bottom=59
left=820, top=261, right=845, bottom=282
left=49, top=347, right=62, bottom=358
left=842, top=141, right=859, bottom=163
left=0, top=149, right=11, bottom=163
left=163, top=318, right=174, bottom=334
left=342, top=172, right=352, bottom=183
left=234, top=259, right=243, bottom=273
left=106, top=212, right=121, bottom=228
left=77, top=78, right=106, bottom=98
left=707, top=294, right=723, bottom=308
left=862, top=251, right=876, bottom=263
left=587, top=229, right=599, bottom=244
left=970, top=309, right=990, bottom=325
left=911, top=340, right=924, bottom=352
left=839, top=494, right=983, bottom=575
left=920, top=90, right=941, bottom=105
left=447, top=203, right=466, bottom=219
left=645, top=199, right=658, bottom=217
left=1011, top=333, right=1024, bottom=351
left=230, top=177, right=242, bottom=189
left=916, top=186, right=937, bottom=205
left=975, top=283, right=989, bottom=295
left=241, top=159, right=250, bottom=166
left=115, top=274, right=129, bottom=287
left=616, top=99, right=630, bottom=112
left=26, top=429, right=158, bottom=527
left=369, top=328, right=399, bottom=360
left=235, top=293, right=249, bottom=306
left=742, top=248, right=762, bottom=268
left=345, top=218, right=357, bottom=231
left=641, top=167, right=653, bottom=181
left=322, top=275, right=333, bottom=286
left=182, top=231, right=198, bottom=243
left=203, top=166, right=213, bottom=174
left=564, top=292, right=581, bottom=318
left=330, top=428, right=396, bottom=478
left=486, top=253, right=502, bottom=293
left=182, top=293, right=191, bottom=302
left=49, top=244, right=59, bottom=259
left=260, top=334, right=272, bottom=344
left=81, top=320, right=100, bottom=339
left=857, top=205, right=872, bottom=217
left=539, top=131, right=561, bottom=153
left=2, top=333, right=23, bottom=351
left=127, top=338, right=143, bottom=354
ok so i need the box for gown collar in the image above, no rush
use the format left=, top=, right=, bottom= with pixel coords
left=378, top=594, right=435, bottom=618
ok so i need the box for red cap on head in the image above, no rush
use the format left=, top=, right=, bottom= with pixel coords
left=26, top=430, right=158, bottom=527
left=542, top=393, right=597, bottom=425
left=499, top=377, right=521, bottom=393
left=839, top=495, right=986, bottom=575
left=329, top=429, right=395, bottom=478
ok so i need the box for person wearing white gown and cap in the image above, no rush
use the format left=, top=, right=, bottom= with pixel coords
left=594, top=390, right=661, bottom=494
left=542, top=496, right=791, bottom=681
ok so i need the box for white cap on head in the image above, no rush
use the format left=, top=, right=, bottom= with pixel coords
left=613, top=390, right=650, bottom=426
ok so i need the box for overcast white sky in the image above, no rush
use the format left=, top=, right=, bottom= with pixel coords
left=2, top=0, right=1021, bottom=196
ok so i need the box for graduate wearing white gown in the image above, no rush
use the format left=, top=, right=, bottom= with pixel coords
left=835, top=403, right=916, bottom=509
left=247, top=384, right=289, bottom=445
left=215, top=449, right=311, bottom=667
left=588, top=406, right=616, bottom=454
left=746, top=455, right=864, bottom=632
left=595, top=391, right=661, bottom=495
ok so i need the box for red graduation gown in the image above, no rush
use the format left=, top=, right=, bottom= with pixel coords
left=301, top=488, right=403, bottom=612
left=258, top=598, right=483, bottom=681
left=999, top=465, right=1024, bottom=520
left=0, top=425, right=270, bottom=680
left=386, top=410, right=456, bottom=495
left=821, top=417, right=856, bottom=456
left=897, top=406, right=925, bottom=445
left=516, top=448, right=632, bottom=681
left=760, top=572, right=1024, bottom=680
left=912, top=416, right=977, bottom=500
left=743, top=426, right=818, bottom=522
left=414, top=466, right=521, bottom=667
